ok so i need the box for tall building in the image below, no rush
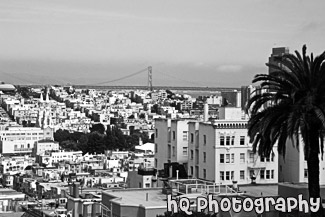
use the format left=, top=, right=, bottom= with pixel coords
left=268, top=47, right=289, bottom=74
left=241, top=85, right=256, bottom=111
left=154, top=118, right=191, bottom=178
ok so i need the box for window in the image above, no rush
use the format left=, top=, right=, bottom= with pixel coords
left=266, top=170, right=270, bottom=179
left=168, top=128, right=171, bottom=142
left=203, top=152, right=206, bottom=163
left=220, top=136, right=224, bottom=146
left=220, top=154, right=224, bottom=163
left=231, top=171, right=234, bottom=180
left=225, top=171, right=230, bottom=180
left=231, top=136, right=235, bottom=145
left=168, top=145, right=171, bottom=158
left=226, top=154, right=230, bottom=163
left=155, top=144, right=157, bottom=153
left=304, top=169, right=308, bottom=178
left=183, top=147, right=188, bottom=156
left=240, top=153, right=245, bottom=163
left=240, top=136, right=245, bottom=145
left=240, top=170, right=245, bottom=180
left=260, top=156, right=265, bottom=162
left=172, top=146, right=175, bottom=156
left=172, top=131, right=176, bottom=140
left=203, top=135, right=206, bottom=145
left=155, top=129, right=158, bottom=138
left=191, top=150, right=194, bottom=160
left=203, top=169, right=206, bottom=179
left=226, top=136, right=230, bottom=145
left=190, top=166, right=193, bottom=175
left=190, top=133, right=194, bottom=143
left=183, top=131, right=188, bottom=141
left=220, top=171, right=224, bottom=181
left=231, top=154, right=234, bottom=163
left=249, top=153, right=254, bottom=163
left=271, top=170, right=274, bottom=179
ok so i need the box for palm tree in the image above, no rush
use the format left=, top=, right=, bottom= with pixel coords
left=246, top=45, right=325, bottom=217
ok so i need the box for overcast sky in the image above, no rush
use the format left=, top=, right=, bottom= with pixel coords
left=1, top=0, right=325, bottom=87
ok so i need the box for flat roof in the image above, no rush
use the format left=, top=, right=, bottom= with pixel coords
left=239, top=184, right=278, bottom=197
left=104, top=188, right=167, bottom=208
left=0, top=212, right=24, bottom=217
left=0, top=188, right=25, bottom=196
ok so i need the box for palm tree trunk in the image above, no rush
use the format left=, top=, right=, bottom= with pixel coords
left=307, top=130, right=324, bottom=217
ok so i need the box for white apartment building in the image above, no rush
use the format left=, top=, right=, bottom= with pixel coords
left=187, top=120, right=278, bottom=185
left=0, top=126, right=54, bottom=155
left=33, top=140, right=60, bottom=156
left=187, top=107, right=277, bottom=184
left=154, top=118, right=190, bottom=172
left=279, top=137, right=325, bottom=184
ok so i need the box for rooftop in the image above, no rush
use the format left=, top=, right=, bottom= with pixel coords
left=0, top=188, right=25, bottom=196
left=239, top=184, right=278, bottom=197
left=104, top=188, right=167, bottom=208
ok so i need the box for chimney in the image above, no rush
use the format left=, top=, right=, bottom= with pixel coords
left=73, top=182, right=80, bottom=198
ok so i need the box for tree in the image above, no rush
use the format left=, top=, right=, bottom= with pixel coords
left=87, top=132, right=106, bottom=154
left=246, top=45, right=325, bottom=217
left=90, top=123, right=105, bottom=134
left=54, top=129, right=70, bottom=143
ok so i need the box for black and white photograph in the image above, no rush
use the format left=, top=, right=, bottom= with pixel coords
left=0, top=0, right=325, bottom=217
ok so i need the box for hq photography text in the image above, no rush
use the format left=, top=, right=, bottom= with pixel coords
left=167, top=194, right=321, bottom=215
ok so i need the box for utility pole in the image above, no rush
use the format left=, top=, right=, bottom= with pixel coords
left=148, top=66, right=152, bottom=91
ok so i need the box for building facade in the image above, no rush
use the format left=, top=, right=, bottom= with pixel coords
left=154, top=119, right=191, bottom=173
left=0, top=126, right=53, bottom=155
left=187, top=120, right=278, bottom=185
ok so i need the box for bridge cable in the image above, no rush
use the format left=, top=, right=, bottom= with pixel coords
left=85, top=68, right=148, bottom=86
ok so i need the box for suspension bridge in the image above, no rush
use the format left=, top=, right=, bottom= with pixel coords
left=1, top=66, right=241, bottom=92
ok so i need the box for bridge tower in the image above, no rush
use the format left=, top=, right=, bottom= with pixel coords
left=148, top=66, right=153, bottom=91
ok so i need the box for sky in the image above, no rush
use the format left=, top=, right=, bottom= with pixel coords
left=1, top=0, right=325, bottom=87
